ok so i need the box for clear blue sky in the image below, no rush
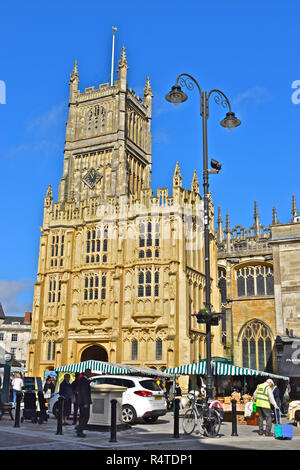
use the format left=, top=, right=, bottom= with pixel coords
left=0, top=0, right=299, bottom=315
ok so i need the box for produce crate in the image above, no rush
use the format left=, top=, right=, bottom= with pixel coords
left=246, top=412, right=259, bottom=426
left=237, top=414, right=247, bottom=425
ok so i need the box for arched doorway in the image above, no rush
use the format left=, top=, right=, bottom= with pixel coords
left=81, top=345, right=108, bottom=362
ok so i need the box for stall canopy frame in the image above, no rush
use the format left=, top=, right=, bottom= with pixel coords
left=165, top=360, right=290, bottom=381
left=55, top=360, right=174, bottom=378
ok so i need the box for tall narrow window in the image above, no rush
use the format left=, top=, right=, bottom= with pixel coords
left=50, top=232, right=64, bottom=268
left=156, top=339, right=162, bottom=360
left=52, top=341, right=56, bottom=361
left=48, top=277, right=61, bottom=303
left=154, top=271, right=159, bottom=297
left=132, top=340, right=138, bottom=360
left=218, top=269, right=227, bottom=306
left=139, top=223, right=145, bottom=247
left=145, top=270, right=151, bottom=297
left=237, top=269, right=245, bottom=296
left=47, top=341, right=52, bottom=361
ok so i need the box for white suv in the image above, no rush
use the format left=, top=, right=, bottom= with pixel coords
left=90, top=375, right=167, bottom=424
left=49, top=375, right=167, bottom=425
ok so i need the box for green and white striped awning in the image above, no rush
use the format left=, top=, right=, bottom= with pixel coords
left=55, top=360, right=128, bottom=375
left=165, top=360, right=289, bottom=381
left=55, top=360, right=174, bottom=378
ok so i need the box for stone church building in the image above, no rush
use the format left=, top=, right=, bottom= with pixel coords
left=216, top=196, right=300, bottom=392
left=27, top=48, right=224, bottom=378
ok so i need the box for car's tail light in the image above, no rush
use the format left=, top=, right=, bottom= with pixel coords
left=134, top=390, right=153, bottom=397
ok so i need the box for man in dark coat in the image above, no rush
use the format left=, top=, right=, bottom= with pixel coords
left=75, top=369, right=92, bottom=437
left=271, top=380, right=281, bottom=424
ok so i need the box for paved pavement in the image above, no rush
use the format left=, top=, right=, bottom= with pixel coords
left=0, top=409, right=299, bottom=451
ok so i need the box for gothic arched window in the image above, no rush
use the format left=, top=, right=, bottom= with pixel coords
left=138, top=220, right=160, bottom=259
left=218, top=269, right=227, bottom=307
left=236, top=265, right=274, bottom=297
left=241, top=321, right=273, bottom=371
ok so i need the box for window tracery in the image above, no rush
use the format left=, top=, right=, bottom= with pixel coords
left=236, top=265, right=274, bottom=297
left=137, top=268, right=160, bottom=298
left=138, top=221, right=159, bottom=259
left=50, top=232, right=64, bottom=268
left=86, top=226, right=108, bottom=264
left=241, top=320, right=273, bottom=371
left=83, top=273, right=107, bottom=301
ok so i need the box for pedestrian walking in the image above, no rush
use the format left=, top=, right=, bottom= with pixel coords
left=282, top=382, right=291, bottom=415
left=175, top=380, right=183, bottom=409
left=271, top=380, right=281, bottom=424
left=71, top=372, right=82, bottom=425
left=59, top=374, right=73, bottom=425
left=11, top=373, right=24, bottom=407
left=253, top=378, right=279, bottom=436
left=75, top=369, right=92, bottom=438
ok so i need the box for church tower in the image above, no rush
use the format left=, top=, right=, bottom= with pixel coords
left=28, top=49, right=223, bottom=387
left=58, top=48, right=152, bottom=206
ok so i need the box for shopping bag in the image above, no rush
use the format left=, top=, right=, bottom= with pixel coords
left=274, top=410, right=283, bottom=439
left=252, top=403, right=257, bottom=413
left=281, top=423, right=293, bottom=440
left=274, top=423, right=283, bottom=439
left=274, top=410, right=293, bottom=440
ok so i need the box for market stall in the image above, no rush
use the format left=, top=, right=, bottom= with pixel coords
left=165, top=360, right=290, bottom=425
left=54, top=360, right=174, bottom=396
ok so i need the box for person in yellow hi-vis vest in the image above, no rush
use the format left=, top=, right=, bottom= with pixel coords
left=253, top=379, right=279, bottom=436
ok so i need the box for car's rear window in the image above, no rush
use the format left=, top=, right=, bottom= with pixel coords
left=91, top=377, right=135, bottom=388
left=139, top=380, right=162, bottom=391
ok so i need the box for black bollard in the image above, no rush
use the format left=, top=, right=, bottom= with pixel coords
left=14, top=393, right=22, bottom=428
left=109, top=399, right=117, bottom=443
left=231, top=398, right=238, bottom=436
left=173, top=398, right=180, bottom=439
left=56, top=396, right=64, bottom=435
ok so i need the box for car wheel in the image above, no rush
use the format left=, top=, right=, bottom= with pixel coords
left=122, top=405, right=137, bottom=424
left=52, top=402, right=59, bottom=419
left=143, top=415, right=158, bottom=424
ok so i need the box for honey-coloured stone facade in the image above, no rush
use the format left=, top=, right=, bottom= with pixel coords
left=27, top=49, right=224, bottom=387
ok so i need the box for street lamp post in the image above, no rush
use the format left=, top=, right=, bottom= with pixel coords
left=166, top=74, right=241, bottom=402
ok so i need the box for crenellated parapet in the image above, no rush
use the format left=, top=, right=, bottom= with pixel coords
left=217, top=201, right=273, bottom=257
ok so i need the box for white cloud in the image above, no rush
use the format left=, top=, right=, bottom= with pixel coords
left=233, top=86, right=271, bottom=107
left=27, top=102, right=66, bottom=132
left=0, top=279, right=33, bottom=315
left=152, top=130, right=169, bottom=145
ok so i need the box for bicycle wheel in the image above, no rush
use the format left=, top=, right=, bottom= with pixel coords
left=202, top=408, right=221, bottom=437
left=182, top=408, right=197, bottom=434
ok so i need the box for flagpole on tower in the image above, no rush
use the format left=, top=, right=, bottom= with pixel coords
left=111, top=26, right=117, bottom=86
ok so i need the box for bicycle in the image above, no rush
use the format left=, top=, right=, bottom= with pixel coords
left=182, top=395, right=221, bottom=437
